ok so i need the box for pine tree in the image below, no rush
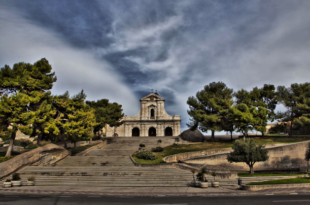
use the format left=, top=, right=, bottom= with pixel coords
left=277, top=83, right=310, bottom=137
left=187, top=82, right=233, bottom=141
left=0, top=93, right=33, bottom=156
left=226, top=103, right=255, bottom=139
left=86, top=99, right=124, bottom=137
left=52, top=90, right=97, bottom=148
left=0, top=58, right=57, bottom=147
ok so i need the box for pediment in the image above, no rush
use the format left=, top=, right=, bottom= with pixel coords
left=148, top=104, right=156, bottom=108
left=140, top=93, right=165, bottom=101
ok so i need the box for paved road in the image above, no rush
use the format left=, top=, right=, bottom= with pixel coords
left=1, top=194, right=310, bottom=205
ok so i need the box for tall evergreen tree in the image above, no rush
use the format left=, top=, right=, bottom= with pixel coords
left=86, top=99, right=124, bottom=137
left=0, top=58, right=57, bottom=149
left=187, top=82, right=233, bottom=141
left=0, top=93, right=33, bottom=156
left=52, top=90, right=97, bottom=148
left=227, top=103, right=255, bottom=139
left=234, top=85, right=276, bottom=136
left=277, top=83, right=310, bottom=137
left=293, top=84, right=310, bottom=131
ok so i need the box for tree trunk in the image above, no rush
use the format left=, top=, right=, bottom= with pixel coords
left=243, top=132, right=246, bottom=141
left=211, top=131, right=215, bottom=142
left=230, top=131, right=233, bottom=141
left=5, top=132, right=16, bottom=157
left=192, top=174, right=196, bottom=183
left=64, top=140, right=67, bottom=149
left=307, top=161, right=309, bottom=173
left=89, top=138, right=92, bottom=144
left=289, top=121, right=293, bottom=138
left=37, top=133, right=42, bottom=147
left=74, top=141, right=76, bottom=149
left=262, top=132, right=265, bottom=137
left=249, top=165, right=254, bottom=174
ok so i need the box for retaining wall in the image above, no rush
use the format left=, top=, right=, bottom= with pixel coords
left=183, top=141, right=310, bottom=172
left=0, top=144, right=68, bottom=179
left=164, top=148, right=232, bottom=163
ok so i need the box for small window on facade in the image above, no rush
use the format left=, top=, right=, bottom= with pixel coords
left=151, top=109, right=155, bottom=118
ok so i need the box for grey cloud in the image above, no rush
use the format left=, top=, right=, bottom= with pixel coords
left=1, top=0, right=310, bottom=132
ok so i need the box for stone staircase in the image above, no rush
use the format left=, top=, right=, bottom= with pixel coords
left=18, top=137, right=195, bottom=187
left=18, top=166, right=194, bottom=187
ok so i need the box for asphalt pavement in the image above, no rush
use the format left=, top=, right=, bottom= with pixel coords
left=1, top=193, right=310, bottom=205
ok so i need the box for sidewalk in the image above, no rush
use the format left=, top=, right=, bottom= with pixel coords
left=1, top=185, right=310, bottom=196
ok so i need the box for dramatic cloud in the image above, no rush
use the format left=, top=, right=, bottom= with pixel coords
left=1, top=0, right=310, bottom=133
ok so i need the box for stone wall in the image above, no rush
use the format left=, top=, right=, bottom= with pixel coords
left=0, top=144, right=69, bottom=179
left=164, top=148, right=232, bottom=163
left=183, top=141, right=310, bottom=172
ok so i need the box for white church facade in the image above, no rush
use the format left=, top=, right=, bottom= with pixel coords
left=106, top=92, right=181, bottom=137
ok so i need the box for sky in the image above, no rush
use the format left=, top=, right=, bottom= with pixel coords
left=0, top=0, right=310, bottom=133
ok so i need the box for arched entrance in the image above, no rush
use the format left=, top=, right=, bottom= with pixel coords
left=132, top=127, right=140, bottom=137
left=165, top=127, right=173, bottom=136
left=148, top=127, right=156, bottom=137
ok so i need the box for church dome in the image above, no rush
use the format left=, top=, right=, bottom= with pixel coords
left=180, top=129, right=205, bottom=142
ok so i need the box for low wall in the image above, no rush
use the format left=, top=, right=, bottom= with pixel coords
left=129, top=155, right=173, bottom=167
left=242, top=183, right=310, bottom=191
left=183, top=141, right=310, bottom=172
left=164, top=148, right=232, bottom=163
left=75, top=140, right=107, bottom=156
left=0, top=144, right=68, bottom=179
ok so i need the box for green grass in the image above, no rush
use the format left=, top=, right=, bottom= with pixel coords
left=238, top=172, right=303, bottom=177
left=132, top=142, right=233, bottom=164
left=132, top=137, right=309, bottom=164
left=247, top=134, right=310, bottom=138
left=247, top=177, right=310, bottom=185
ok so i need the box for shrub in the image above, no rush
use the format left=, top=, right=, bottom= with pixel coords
left=4, top=140, right=10, bottom=144
left=12, top=173, right=21, bottom=181
left=27, top=177, right=35, bottom=181
left=196, top=167, right=208, bottom=182
left=212, top=171, right=217, bottom=181
left=5, top=179, right=11, bottom=182
left=136, top=150, right=156, bottom=160
left=14, top=139, right=33, bottom=147
left=151, top=147, right=163, bottom=152
left=21, top=140, right=33, bottom=148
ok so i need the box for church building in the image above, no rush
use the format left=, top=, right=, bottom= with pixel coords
left=106, top=92, right=181, bottom=137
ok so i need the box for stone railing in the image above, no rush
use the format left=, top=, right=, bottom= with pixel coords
left=75, top=140, right=107, bottom=156
left=0, top=144, right=68, bottom=179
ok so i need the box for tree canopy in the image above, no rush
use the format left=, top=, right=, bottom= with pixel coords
left=277, top=83, right=310, bottom=137
left=187, top=82, right=233, bottom=141
left=86, top=99, right=124, bottom=135
left=227, top=138, right=269, bottom=174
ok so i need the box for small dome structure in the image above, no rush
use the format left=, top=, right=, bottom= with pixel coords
left=180, top=129, right=205, bottom=142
